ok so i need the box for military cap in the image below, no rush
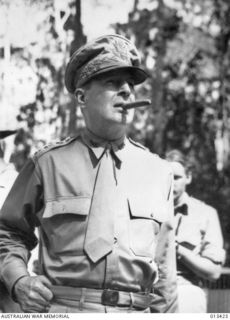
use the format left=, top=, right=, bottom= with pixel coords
left=0, top=130, right=17, bottom=139
left=65, top=34, right=148, bottom=93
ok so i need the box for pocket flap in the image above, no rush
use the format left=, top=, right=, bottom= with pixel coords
left=43, top=197, right=91, bottom=218
left=128, top=195, right=167, bottom=223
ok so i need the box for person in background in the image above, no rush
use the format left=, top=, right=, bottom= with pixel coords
left=165, top=149, right=225, bottom=313
left=0, top=34, right=178, bottom=313
left=0, top=130, right=21, bottom=312
left=0, top=130, right=18, bottom=208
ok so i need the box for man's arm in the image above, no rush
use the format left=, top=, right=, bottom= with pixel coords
left=176, top=244, right=222, bottom=280
left=0, top=159, right=53, bottom=312
left=177, top=206, right=225, bottom=281
left=150, top=171, right=178, bottom=313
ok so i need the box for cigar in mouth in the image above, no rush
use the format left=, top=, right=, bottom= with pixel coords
left=115, top=99, right=151, bottom=110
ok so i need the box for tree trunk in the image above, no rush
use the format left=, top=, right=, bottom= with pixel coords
left=68, top=0, right=86, bottom=136
left=151, top=0, right=167, bottom=155
left=70, top=0, right=86, bottom=54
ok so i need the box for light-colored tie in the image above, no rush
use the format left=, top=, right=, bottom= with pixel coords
left=84, top=148, right=117, bottom=263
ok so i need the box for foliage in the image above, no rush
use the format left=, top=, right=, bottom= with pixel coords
left=0, top=0, right=86, bottom=170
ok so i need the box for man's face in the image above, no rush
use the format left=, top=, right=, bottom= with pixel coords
left=79, top=70, right=135, bottom=136
left=170, top=161, right=191, bottom=204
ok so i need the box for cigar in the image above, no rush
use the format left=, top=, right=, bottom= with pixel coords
left=115, top=99, right=151, bottom=110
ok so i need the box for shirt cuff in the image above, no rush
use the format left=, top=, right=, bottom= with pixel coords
left=2, top=260, right=30, bottom=298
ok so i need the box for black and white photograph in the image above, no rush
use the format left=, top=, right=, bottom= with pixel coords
left=0, top=0, right=229, bottom=317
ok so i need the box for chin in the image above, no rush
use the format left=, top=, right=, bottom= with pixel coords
left=108, top=116, right=128, bottom=125
left=122, top=114, right=134, bottom=125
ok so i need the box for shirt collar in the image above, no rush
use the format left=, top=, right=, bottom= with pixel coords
left=81, top=128, right=126, bottom=163
left=174, top=192, right=189, bottom=215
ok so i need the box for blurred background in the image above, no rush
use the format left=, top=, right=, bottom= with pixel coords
left=0, top=0, right=230, bottom=270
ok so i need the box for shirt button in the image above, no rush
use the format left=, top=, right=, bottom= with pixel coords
left=114, top=237, right=118, bottom=244
left=150, top=213, right=154, bottom=218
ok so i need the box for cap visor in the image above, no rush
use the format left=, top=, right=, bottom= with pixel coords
left=82, top=65, right=149, bottom=86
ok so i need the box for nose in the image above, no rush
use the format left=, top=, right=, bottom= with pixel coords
left=118, top=81, right=132, bottom=99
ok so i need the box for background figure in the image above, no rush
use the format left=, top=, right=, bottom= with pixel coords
left=0, top=130, right=21, bottom=312
left=166, top=149, right=225, bottom=313
left=0, top=131, right=18, bottom=208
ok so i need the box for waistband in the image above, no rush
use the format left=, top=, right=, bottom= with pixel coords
left=51, top=286, right=154, bottom=309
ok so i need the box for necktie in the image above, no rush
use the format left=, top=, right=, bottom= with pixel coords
left=174, top=203, right=188, bottom=216
left=174, top=204, right=187, bottom=236
left=84, top=148, right=117, bottom=263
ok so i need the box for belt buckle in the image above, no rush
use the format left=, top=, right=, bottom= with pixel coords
left=101, top=289, right=119, bottom=306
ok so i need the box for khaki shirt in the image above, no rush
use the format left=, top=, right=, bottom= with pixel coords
left=0, top=134, right=177, bottom=312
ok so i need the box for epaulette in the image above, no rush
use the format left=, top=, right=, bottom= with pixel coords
left=128, top=138, right=148, bottom=151
left=33, top=135, right=79, bottom=161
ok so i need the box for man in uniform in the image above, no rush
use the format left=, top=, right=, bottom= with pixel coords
left=0, top=34, right=177, bottom=313
left=166, top=149, right=225, bottom=312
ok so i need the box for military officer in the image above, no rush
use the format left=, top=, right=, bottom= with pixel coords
left=0, top=34, right=178, bottom=313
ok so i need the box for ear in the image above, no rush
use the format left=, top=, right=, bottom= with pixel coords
left=74, top=88, right=86, bottom=106
left=186, top=171, right=192, bottom=185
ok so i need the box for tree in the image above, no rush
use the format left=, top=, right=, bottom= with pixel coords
left=0, top=0, right=86, bottom=168
left=63, top=0, right=86, bottom=135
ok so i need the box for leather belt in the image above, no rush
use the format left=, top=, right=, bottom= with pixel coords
left=51, top=286, right=153, bottom=309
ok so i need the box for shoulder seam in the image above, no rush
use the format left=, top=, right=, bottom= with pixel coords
left=33, top=135, right=79, bottom=161
left=128, top=138, right=147, bottom=150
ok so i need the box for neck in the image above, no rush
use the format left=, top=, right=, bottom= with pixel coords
left=86, top=126, right=126, bottom=143
left=174, top=193, right=187, bottom=207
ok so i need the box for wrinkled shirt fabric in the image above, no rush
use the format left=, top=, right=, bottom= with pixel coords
left=0, top=133, right=178, bottom=312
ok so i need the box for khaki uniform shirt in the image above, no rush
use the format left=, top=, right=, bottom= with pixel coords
left=0, top=133, right=177, bottom=312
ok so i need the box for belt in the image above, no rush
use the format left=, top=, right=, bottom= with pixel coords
left=51, top=286, right=153, bottom=309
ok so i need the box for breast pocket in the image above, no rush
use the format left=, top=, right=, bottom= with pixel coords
left=41, top=197, right=91, bottom=256
left=128, top=197, right=167, bottom=258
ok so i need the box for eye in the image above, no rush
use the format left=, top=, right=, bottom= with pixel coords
left=128, top=81, right=134, bottom=90
left=106, top=79, right=116, bottom=86
left=125, top=78, right=134, bottom=89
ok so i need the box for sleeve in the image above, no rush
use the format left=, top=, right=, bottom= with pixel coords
left=0, top=158, right=43, bottom=295
left=150, top=170, right=178, bottom=313
left=201, top=207, right=225, bottom=265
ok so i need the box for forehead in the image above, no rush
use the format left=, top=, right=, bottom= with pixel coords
left=170, top=161, right=186, bottom=175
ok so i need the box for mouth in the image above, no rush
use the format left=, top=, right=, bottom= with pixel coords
left=114, top=99, right=151, bottom=111
left=114, top=103, right=129, bottom=114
